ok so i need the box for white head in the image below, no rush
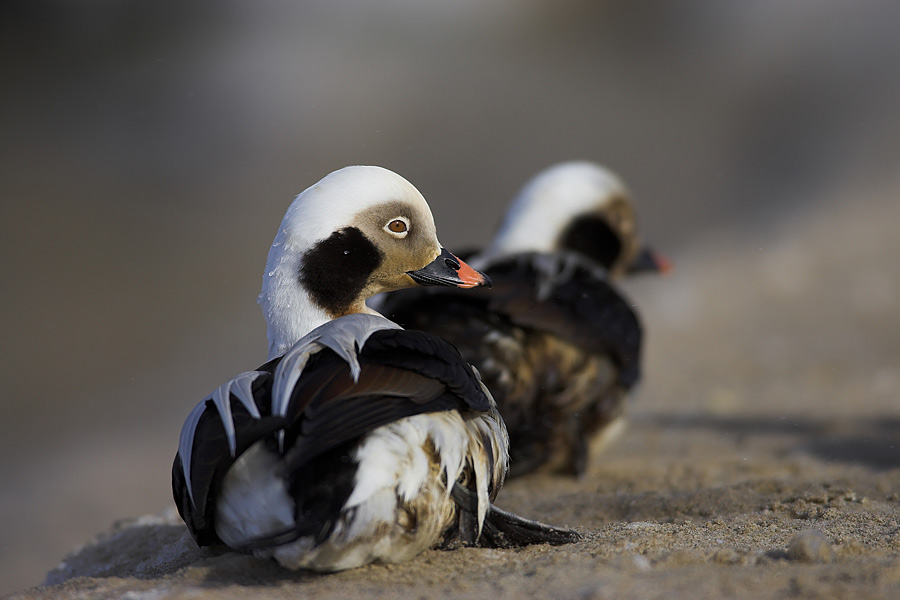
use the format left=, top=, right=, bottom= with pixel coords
left=260, top=166, right=488, bottom=358
left=480, top=161, right=644, bottom=275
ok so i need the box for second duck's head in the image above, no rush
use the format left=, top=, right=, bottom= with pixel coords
left=482, top=161, right=669, bottom=277
left=260, top=165, right=489, bottom=357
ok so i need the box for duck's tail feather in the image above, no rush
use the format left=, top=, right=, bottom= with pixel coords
left=447, top=484, right=582, bottom=549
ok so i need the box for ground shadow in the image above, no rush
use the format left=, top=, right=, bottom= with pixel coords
left=44, top=519, right=332, bottom=589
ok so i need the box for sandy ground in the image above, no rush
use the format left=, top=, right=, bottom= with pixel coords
left=5, top=178, right=899, bottom=600
left=4, top=4, right=900, bottom=597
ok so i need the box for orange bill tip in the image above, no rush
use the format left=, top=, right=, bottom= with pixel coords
left=653, top=251, right=673, bottom=275
left=452, top=253, right=491, bottom=289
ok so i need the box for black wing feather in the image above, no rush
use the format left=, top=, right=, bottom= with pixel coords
left=360, top=329, right=491, bottom=410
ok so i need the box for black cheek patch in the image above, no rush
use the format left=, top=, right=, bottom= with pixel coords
left=558, top=215, right=622, bottom=270
left=300, top=227, right=384, bottom=315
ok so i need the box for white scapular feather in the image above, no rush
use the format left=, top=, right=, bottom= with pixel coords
left=272, top=314, right=402, bottom=419
left=270, top=313, right=401, bottom=451
left=211, top=372, right=264, bottom=456
left=179, top=371, right=265, bottom=508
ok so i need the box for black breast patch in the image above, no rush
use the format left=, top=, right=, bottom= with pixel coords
left=558, top=215, right=622, bottom=270
left=300, top=227, right=383, bottom=315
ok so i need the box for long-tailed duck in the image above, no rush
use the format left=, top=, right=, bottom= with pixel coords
left=378, top=161, right=668, bottom=477
left=172, top=166, right=578, bottom=572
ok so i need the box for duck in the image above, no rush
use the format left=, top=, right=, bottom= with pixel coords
left=172, top=165, right=578, bottom=572
left=377, top=161, right=669, bottom=478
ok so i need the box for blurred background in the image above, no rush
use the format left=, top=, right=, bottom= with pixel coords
left=2, top=0, right=899, bottom=593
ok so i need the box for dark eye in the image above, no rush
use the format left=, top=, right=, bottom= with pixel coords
left=385, top=217, right=409, bottom=237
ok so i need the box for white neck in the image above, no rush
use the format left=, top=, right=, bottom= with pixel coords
left=256, top=211, right=333, bottom=358
left=259, top=270, right=328, bottom=360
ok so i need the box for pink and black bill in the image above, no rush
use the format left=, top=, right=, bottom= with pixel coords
left=407, top=248, right=491, bottom=289
left=627, top=246, right=672, bottom=275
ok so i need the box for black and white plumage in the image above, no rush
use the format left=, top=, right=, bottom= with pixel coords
left=172, top=166, right=578, bottom=572
left=377, top=161, right=668, bottom=477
